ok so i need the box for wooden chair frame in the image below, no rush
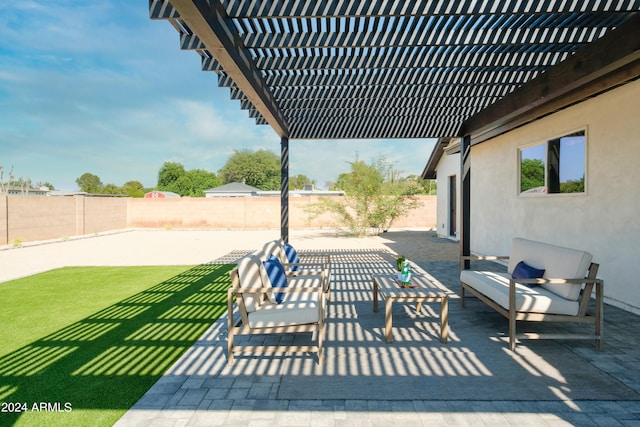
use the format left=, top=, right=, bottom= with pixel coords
left=227, top=267, right=326, bottom=365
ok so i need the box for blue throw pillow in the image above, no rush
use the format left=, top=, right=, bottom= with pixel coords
left=283, top=243, right=301, bottom=272
left=512, top=260, right=545, bottom=287
left=263, top=254, right=288, bottom=303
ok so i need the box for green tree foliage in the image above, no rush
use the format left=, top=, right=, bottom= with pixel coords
left=289, top=174, right=315, bottom=190
left=37, top=181, right=56, bottom=191
left=156, top=162, right=219, bottom=197
left=101, top=183, right=122, bottom=194
left=309, top=157, right=420, bottom=236
left=560, top=177, right=585, bottom=193
left=331, top=173, right=350, bottom=191
left=218, top=149, right=280, bottom=190
left=186, top=169, right=220, bottom=197
left=403, top=174, right=437, bottom=195
left=157, top=162, right=186, bottom=189
left=76, top=172, right=103, bottom=193
left=520, top=158, right=545, bottom=192
left=122, top=180, right=145, bottom=198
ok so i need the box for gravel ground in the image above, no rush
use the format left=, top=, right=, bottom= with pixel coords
left=0, top=227, right=457, bottom=283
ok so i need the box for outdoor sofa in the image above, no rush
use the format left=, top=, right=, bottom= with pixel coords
left=460, top=237, right=603, bottom=350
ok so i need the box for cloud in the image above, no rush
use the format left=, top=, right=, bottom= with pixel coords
left=0, top=1, right=437, bottom=191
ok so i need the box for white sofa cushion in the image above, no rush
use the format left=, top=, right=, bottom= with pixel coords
left=507, top=238, right=592, bottom=301
left=461, top=270, right=580, bottom=316
left=248, top=300, right=320, bottom=328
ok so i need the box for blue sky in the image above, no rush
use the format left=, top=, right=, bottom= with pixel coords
left=0, top=1, right=436, bottom=191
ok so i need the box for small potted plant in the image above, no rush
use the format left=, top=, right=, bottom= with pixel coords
left=395, top=255, right=406, bottom=271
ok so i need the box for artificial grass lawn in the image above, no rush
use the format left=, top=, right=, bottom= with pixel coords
left=0, top=264, right=233, bottom=427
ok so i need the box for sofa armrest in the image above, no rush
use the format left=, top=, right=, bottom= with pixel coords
left=509, top=277, right=603, bottom=286
left=283, top=261, right=328, bottom=270
left=507, top=277, right=604, bottom=316
left=461, top=255, right=509, bottom=262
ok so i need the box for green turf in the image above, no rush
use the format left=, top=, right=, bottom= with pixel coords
left=0, top=264, right=234, bottom=427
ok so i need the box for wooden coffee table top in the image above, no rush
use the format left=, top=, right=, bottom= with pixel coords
left=373, top=274, right=447, bottom=299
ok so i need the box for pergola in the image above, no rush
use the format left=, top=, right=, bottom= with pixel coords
left=150, top=0, right=640, bottom=255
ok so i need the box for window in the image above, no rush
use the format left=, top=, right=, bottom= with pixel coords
left=519, top=130, right=586, bottom=195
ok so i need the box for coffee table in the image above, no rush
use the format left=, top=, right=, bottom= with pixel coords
left=372, top=274, right=449, bottom=344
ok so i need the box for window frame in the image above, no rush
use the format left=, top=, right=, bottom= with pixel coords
left=517, top=127, right=588, bottom=197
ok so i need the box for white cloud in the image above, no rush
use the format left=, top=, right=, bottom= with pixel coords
left=0, top=1, right=437, bottom=191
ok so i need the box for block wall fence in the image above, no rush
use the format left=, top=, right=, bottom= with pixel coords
left=0, top=195, right=436, bottom=246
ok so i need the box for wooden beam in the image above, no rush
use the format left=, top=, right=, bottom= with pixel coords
left=460, top=135, right=471, bottom=271
left=280, top=137, right=289, bottom=244
left=169, top=0, right=289, bottom=138
left=461, top=14, right=640, bottom=144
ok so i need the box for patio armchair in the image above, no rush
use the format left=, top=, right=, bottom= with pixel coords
left=263, top=239, right=332, bottom=301
left=227, top=251, right=326, bottom=365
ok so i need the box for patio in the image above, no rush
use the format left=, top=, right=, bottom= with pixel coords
left=106, top=230, right=640, bottom=426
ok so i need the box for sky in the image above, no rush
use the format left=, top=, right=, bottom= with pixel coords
left=0, top=1, right=436, bottom=191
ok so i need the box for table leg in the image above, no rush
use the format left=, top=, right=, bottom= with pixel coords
left=416, top=301, right=423, bottom=312
left=440, top=296, right=449, bottom=343
left=385, top=299, right=393, bottom=343
left=373, top=278, right=379, bottom=312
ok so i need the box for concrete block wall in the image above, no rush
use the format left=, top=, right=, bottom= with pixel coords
left=0, top=195, right=436, bottom=245
left=126, top=196, right=436, bottom=230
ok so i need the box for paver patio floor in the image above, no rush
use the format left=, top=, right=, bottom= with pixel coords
left=115, top=244, right=640, bottom=426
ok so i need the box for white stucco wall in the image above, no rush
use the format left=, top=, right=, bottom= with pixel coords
left=470, top=78, right=640, bottom=311
left=435, top=148, right=461, bottom=239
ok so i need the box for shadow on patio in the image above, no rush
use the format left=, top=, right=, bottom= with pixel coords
left=120, top=246, right=640, bottom=425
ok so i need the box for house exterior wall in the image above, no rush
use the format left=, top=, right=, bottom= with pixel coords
left=469, top=78, right=640, bottom=311
left=435, top=150, right=460, bottom=239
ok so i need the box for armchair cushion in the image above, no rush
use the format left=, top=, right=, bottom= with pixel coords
left=248, top=300, right=320, bottom=328
left=237, top=254, right=266, bottom=313
left=263, top=254, right=288, bottom=304
left=284, top=243, right=301, bottom=272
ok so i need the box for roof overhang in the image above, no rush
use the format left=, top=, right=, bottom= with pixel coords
left=460, top=13, right=640, bottom=145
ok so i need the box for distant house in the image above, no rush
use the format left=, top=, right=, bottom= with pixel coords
left=3, top=186, right=49, bottom=196
left=205, top=182, right=345, bottom=198
left=144, top=191, right=180, bottom=199
left=204, top=182, right=260, bottom=198
left=422, top=138, right=460, bottom=240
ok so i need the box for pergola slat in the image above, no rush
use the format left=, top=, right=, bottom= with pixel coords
left=224, top=0, right=639, bottom=18
left=152, top=0, right=640, bottom=140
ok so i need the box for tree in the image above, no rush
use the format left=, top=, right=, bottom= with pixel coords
left=101, top=183, right=122, bottom=194
left=218, top=149, right=280, bottom=190
left=560, top=177, right=585, bottom=193
left=171, top=175, right=194, bottom=196
left=520, top=158, right=545, bottom=192
left=157, top=161, right=186, bottom=190
left=76, top=173, right=103, bottom=193
left=185, top=169, right=219, bottom=196
left=0, top=166, right=15, bottom=194
left=289, top=174, right=315, bottom=190
left=122, top=180, right=145, bottom=198
left=36, top=181, right=56, bottom=191
left=308, top=157, right=420, bottom=236
left=0, top=169, right=34, bottom=195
